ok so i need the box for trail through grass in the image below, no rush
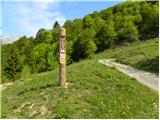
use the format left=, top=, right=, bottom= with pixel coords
left=95, top=38, right=159, bottom=73
left=99, top=59, right=159, bottom=91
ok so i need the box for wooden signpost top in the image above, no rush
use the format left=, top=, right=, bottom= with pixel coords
left=60, top=28, right=66, bottom=37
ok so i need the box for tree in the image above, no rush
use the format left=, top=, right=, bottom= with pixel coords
left=63, top=20, right=73, bottom=32
left=48, top=43, right=59, bottom=70
left=25, top=37, right=35, bottom=66
left=100, top=7, right=113, bottom=20
left=35, top=28, right=46, bottom=44
left=31, top=44, right=58, bottom=73
left=117, top=18, right=139, bottom=43
left=95, top=18, right=117, bottom=51
left=72, top=38, right=82, bottom=61
left=72, top=28, right=96, bottom=61
left=94, top=16, right=106, bottom=32
left=63, top=20, right=74, bottom=42
left=14, top=36, right=34, bottom=66
left=140, top=2, right=159, bottom=39
left=84, top=41, right=97, bottom=58
left=35, top=29, right=52, bottom=44
left=43, top=30, right=52, bottom=44
left=113, top=14, right=123, bottom=31
left=72, top=19, right=83, bottom=40
left=66, top=41, right=73, bottom=64
left=52, top=27, right=60, bottom=43
left=53, top=21, right=60, bottom=29
left=31, top=44, right=49, bottom=73
left=1, top=44, right=12, bottom=83
left=1, top=37, right=33, bottom=82
left=83, top=15, right=95, bottom=29
left=4, top=45, right=22, bottom=81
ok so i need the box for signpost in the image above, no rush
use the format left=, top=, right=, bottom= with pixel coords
left=59, top=28, right=67, bottom=88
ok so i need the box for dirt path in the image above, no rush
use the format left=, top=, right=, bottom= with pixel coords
left=0, top=82, right=13, bottom=90
left=99, top=59, right=159, bottom=92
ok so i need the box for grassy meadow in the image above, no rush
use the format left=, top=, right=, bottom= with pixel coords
left=95, top=38, right=159, bottom=73
left=1, top=0, right=159, bottom=119
left=1, top=38, right=159, bottom=119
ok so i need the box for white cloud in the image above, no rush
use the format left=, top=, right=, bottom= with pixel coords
left=2, top=0, right=58, bottom=2
left=2, top=35, right=21, bottom=44
left=55, top=15, right=67, bottom=25
left=11, top=1, right=66, bottom=37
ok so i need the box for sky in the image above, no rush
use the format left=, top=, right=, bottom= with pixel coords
left=1, top=0, right=124, bottom=40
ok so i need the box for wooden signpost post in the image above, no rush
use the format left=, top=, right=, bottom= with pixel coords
left=59, top=28, right=67, bottom=88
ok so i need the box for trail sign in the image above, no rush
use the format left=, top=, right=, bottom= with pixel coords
left=59, top=28, right=67, bottom=88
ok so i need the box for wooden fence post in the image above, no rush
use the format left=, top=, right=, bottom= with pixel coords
left=59, top=28, right=67, bottom=88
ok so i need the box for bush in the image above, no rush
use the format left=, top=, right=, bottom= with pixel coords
left=84, top=41, right=97, bottom=58
left=21, top=65, right=31, bottom=80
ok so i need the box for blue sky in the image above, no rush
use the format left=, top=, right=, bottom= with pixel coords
left=2, top=0, right=124, bottom=38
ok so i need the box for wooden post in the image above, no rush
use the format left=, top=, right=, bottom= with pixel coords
left=59, top=28, right=67, bottom=88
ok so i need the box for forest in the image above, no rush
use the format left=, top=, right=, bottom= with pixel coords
left=1, top=1, right=159, bottom=83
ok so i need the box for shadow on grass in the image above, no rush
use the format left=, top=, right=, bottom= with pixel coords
left=135, top=56, right=159, bottom=73
left=18, top=83, right=57, bottom=96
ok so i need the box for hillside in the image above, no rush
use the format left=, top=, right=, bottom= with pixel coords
left=1, top=0, right=159, bottom=119
left=1, top=38, right=159, bottom=119
left=95, top=38, right=159, bottom=73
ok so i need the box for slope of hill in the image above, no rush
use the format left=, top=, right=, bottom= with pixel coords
left=95, top=38, right=159, bottom=73
left=1, top=1, right=159, bottom=118
left=1, top=38, right=159, bottom=119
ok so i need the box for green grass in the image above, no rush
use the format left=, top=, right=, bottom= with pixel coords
left=1, top=38, right=159, bottom=118
left=1, top=59, right=158, bottom=118
left=95, top=38, right=159, bottom=73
